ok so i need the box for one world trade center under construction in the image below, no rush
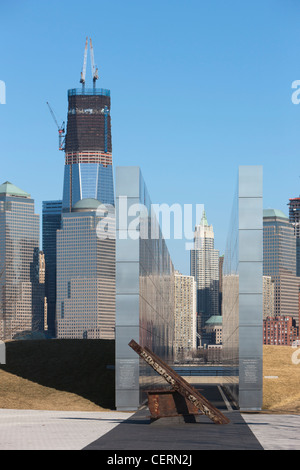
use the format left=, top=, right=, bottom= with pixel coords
left=61, top=37, right=114, bottom=211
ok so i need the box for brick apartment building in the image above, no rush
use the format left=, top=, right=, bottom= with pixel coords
left=263, top=315, right=299, bottom=346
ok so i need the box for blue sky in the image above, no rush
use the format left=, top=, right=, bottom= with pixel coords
left=1, top=0, right=300, bottom=274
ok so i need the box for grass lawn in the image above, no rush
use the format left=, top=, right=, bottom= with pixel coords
left=0, top=341, right=299, bottom=413
left=263, top=345, right=300, bottom=413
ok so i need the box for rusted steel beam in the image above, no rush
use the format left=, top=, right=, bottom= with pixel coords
left=147, top=389, right=201, bottom=420
left=129, top=339, right=230, bottom=425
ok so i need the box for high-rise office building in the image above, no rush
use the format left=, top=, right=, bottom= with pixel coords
left=263, top=209, right=300, bottom=327
left=42, top=200, right=62, bottom=337
left=44, top=41, right=115, bottom=337
left=174, top=270, right=197, bottom=359
left=62, top=78, right=114, bottom=211
left=0, top=181, right=42, bottom=340
left=190, top=210, right=219, bottom=344
left=288, top=197, right=300, bottom=276
left=56, top=198, right=115, bottom=339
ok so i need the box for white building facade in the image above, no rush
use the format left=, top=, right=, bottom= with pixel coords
left=174, top=271, right=197, bottom=358
left=190, top=211, right=219, bottom=343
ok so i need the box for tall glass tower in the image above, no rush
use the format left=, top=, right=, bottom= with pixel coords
left=54, top=40, right=116, bottom=338
left=42, top=200, right=62, bottom=337
left=0, top=182, right=43, bottom=340
left=62, top=86, right=114, bottom=211
left=190, top=210, right=219, bottom=345
left=56, top=199, right=115, bottom=339
left=263, top=209, right=299, bottom=327
left=288, top=197, right=300, bottom=277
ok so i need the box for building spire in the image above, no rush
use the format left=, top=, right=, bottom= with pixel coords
left=201, top=210, right=208, bottom=226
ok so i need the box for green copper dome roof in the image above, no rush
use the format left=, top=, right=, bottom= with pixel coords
left=205, top=315, right=223, bottom=325
left=263, top=209, right=288, bottom=219
left=72, top=198, right=101, bottom=211
left=0, top=181, right=30, bottom=198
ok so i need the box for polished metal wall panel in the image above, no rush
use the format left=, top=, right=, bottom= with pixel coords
left=223, top=166, right=263, bottom=411
left=239, top=231, right=263, bottom=262
left=115, top=166, right=140, bottom=198
left=115, top=262, right=140, bottom=294
left=239, top=294, right=263, bottom=325
left=116, top=237, right=140, bottom=262
left=239, top=198, right=263, bottom=230
left=115, top=294, right=140, bottom=326
left=116, top=326, right=140, bottom=359
left=239, top=262, right=263, bottom=293
left=115, top=166, right=175, bottom=411
left=238, top=166, right=263, bottom=198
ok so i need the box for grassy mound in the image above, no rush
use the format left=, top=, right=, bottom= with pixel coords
left=263, top=345, right=300, bottom=413
left=1, top=341, right=299, bottom=413
left=0, top=339, right=115, bottom=411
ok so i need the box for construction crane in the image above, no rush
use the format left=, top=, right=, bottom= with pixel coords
left=80, top=36, right=88, bottom=90
left=46, top=102, right=65, bottom=151
left=89, top=37, right=99, bottom=88
left=79, top=37, right=99, bottom=90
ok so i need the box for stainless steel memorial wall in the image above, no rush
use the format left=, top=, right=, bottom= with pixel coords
left=115, top=167, right=175, bottom=411
left=222, top=166, right=263, bottom=411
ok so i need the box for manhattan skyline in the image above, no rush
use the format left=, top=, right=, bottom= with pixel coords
left=1, top=0, right=300, bottom=275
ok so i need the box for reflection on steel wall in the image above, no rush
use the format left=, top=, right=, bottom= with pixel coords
left=115, top=167, right=175, bottom=411
left=222, top=166, right=263, bottom=411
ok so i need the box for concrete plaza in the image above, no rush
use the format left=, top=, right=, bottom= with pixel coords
left=0, top=404, right=299, bottom=450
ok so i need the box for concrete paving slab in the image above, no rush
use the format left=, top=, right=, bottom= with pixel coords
left=84, top=408, right=264, bottom=450
left=0, top=408, right=299, bottom=450
left=0, top=409, right=133, bottom=450
left=242, top=413, right=300, bottom=450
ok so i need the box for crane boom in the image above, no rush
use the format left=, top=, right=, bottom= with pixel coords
left=89, top=37, right=99, bottom=87
left=80, top=36, right=88, bottom=86
left=46, top=101, right=59, bottom=129
left=46, top=102, right=65, bottom=151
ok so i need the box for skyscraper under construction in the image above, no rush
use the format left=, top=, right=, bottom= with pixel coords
left=57, top=39, right=115, bottom=338
left=44, top=38, right=115, bottom=338
left=62, top=37, right=114, bottom=211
